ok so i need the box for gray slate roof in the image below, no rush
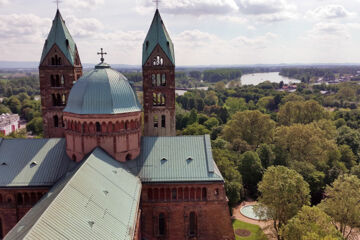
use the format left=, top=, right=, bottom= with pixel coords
left=64, top=63, right=142, bottom=115
left=0, top=138, right=74, bottom=187
left=4, top=148, right=141, bottom=240
left=127, top=135, right=224, bottom=183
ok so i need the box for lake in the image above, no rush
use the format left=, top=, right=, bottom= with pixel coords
left=241, top=72, right=300, bottom=85
left=175, top=72, right=300, bottom=95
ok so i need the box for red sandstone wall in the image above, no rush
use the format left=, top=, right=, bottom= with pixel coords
left=143, top=45, right=176, bottom=137
left=0, top=188, right=49, bottom=237
left=141, top=182, right=235, bottom=240
left=39, top=45, right=82, bottom=138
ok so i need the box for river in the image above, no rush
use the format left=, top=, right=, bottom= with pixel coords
left=175, top=72, right=299, bottom=95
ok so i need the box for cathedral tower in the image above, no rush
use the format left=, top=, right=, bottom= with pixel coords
left=39, top=10, right=82, bottom=138
left=142, top=10, right=176, bottom=136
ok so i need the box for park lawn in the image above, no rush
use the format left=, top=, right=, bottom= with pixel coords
left=232, top=219, right=267, bottom=240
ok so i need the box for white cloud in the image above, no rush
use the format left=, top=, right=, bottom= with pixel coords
left=66, top=16, right=104, bottom=38
left=0, top=14, right=50, bottom=43
left=307, top=22, right=350, bottom=41
left=236, top=0, right=294, bottom=15
left=63, top=0, right=105, bottom=9
left=0, top=0, right=9, bottom=6
left=137, top=0, right=239, bottom=15
left=232, top=32, right=277, bottom=48
left=307, top=5, right=353, bottom=19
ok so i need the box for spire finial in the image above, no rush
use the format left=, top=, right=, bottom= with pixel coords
left=53, top=0, right=62, bottom=10
left=153, top=0, right=161, bottom=10
left=97, top=48, right=107, bottom=63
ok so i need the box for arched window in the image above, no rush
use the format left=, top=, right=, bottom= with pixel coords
left=24, top=193, right=30, bottom=204
left=153, top=115, right=159, bottom=128
left=196, top=188, right=201, bottom=200
left=202, top=187, right=207, bottom=200
left=53, top=115, right=59, bottom=128
left=160, top=94, right=166, bottom=106
left=184, top=188, right=189, bottom=200
left=17, top=193, right=23, bottom=205
left=61, top=94, right=66, bottom=105
left=0, top=194, right=2, bottom=203
left=157, top=74, right=161, bottom=86
left=51, top=57, right=55, bottom=65
left=160, top=188, right=165, bottom=201
left=55, top=75, right=60, bottom=86
left=159, top=213, right=166, bottom=236
left=61, top=75, right=65, bottom=86
left=189, top=212, right=197, bottom=236
left=178, top=188, right=183, bottom=200
left=190, top=188, right=195, bottom=200
left=153, top=93, right=158, bottom=106
left=52, top=94, right=57, bottom=106
left=152, top=74, right=156, bottom=86
left=172, top=188, right=177, bottom=200
left=161, top=74, right=166, bottom=86
left=126, top=154, right=132, bottom=161
left=148, top=189, right=153, bottom=201
left=166, top=188, right=171, bottom=200
left=125, top=121, right=128, bottom=130
left=50, top=75, right=55, bottom=87
left=96, top=122, right=101, bottom=132
left=154, top=188, right=159, bottom=201
left=72, top=155, right=76, bottom=162
left=161, top=115, right=166, bottom=128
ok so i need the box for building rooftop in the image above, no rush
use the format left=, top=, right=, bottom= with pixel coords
left=40, top=10, right=78, bottom=66
left=142, top=10, right=175, bottom=66
left=0, top=138, right=75, bottom=187
left=64, top=63, right=142, bottom=115
left=4, top=148, right=141, bottom=240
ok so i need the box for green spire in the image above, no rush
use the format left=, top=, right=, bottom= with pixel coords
left=40, top=10, right=78, bottom=66
left=142, top=10, right=175, bottom=66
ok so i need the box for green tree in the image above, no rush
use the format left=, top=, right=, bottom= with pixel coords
left=337, top=126, right=360, bottom=156
left=203, top=117, right=219, bottom=130
left=224, top=97, right=247, bottom=116
left=256, top=143, right=275, bottom=168
left=280, top=206, right=342, bottom=240
left=339, top=145, right=356, bottom=170
left=351, top=164, right=360, bottom=179
left=222, top=110, right=276, bottom=148
left=26, top=117, right=43, bottom=136
left=278, top=100, right=327, bottom=126
left=320, top=174, right=360, bottom=239
left=182, top=123, right=210, bottom=135
left=7, top=96, right=22, bottom=114
left=256, top=166, right=311, bottom=239
left=238, top=151, right=263, bottom=194
left=0, top=104, right=11, bottom=114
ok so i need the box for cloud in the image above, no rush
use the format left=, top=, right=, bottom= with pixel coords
left=232, top=32, right=277, bottom=49
left=66, top=16, right=104, bottom=38
left=63, top=0, right=105, bottom=9
left=236, top=0, right=292, bottom=15
left=137, top=0, right=239, bottom=15
left=0, top=0, right=8, bottom=6
left=307, top=5, right=353, bottom=19
left=307, top=22, right=350, bottom=41
left=0, top=14, right=51, bottom=43
left=235, top=0, right=297, bottom=22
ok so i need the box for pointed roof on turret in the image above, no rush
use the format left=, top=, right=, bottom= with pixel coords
left=40, top=10, right=78, bottom=66
left=142, top=9, right=175, bottom=66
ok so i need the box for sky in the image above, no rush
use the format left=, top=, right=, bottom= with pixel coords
left=1, top=0, right=360, bottom=66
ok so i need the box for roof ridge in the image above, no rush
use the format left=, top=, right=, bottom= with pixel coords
left=104, top=68, right=115, bottom=114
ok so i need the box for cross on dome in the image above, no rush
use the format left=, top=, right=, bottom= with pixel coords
left=97, top=48, right=107, bottom=63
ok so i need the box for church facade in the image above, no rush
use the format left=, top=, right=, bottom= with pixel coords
left=0, top=9, right=235, bottom=240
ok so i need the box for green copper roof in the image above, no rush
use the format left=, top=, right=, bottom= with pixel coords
left=5, top=148, right=141, bottom=240
left=40, top=10, right=77, bottom=66
left=0, top=138, right=74, bottom=187
left=64, top=63, right=142, bottom=115
left=127, top=135, right=224, bottom=183
left=142, top=10, right=175, bottom=66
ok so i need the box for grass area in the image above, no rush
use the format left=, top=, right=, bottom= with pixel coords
left=232, top=219, right=267, bottom=240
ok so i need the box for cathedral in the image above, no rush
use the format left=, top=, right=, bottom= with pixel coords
left=0, top=8, right=235, bottom=240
